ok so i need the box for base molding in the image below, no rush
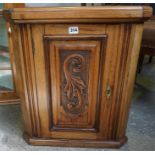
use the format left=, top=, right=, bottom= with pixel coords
left=23, top=133, right=128, bottom=148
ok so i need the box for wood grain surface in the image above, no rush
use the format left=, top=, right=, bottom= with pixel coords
left=6, top=6, right=152, bottom=148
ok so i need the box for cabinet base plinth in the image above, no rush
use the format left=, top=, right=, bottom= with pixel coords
left=23, top=133, right=128, bottom=148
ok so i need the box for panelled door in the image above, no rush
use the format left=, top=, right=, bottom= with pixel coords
left=44, top=35, right=106, bottom=133
left=45, top=35, right=107, bottom=139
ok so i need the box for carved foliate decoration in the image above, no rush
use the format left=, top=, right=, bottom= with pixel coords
left=62, top=53, right=88, bottom=116
left=44, top=35, right=106, bottom=130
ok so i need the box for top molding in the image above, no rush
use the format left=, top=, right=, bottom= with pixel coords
left=3, top=6, right=152, bottom=24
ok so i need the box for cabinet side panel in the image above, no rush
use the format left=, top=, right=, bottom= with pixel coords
left=108, top=24, right=132, bottom=140
left=116, top=24, right=143, bottom=139
left=11, top=24, right=33, bottom=136
left=20, top=24, right=42, bottom=137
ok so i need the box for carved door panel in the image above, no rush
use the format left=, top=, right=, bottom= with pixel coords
left=39, top=35, right=107, bottom=139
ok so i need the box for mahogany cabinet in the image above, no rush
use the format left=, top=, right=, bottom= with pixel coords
left=4, top=6, right=152, bottom=148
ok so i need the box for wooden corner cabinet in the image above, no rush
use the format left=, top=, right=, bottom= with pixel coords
left=3, top=6, right=152, bottom=148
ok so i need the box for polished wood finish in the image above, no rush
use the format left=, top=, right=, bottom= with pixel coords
left=0, top=92, right=19, bottom=104
left=3, top=3, right=25, bottom=9
left=4, top=6, right=152, bottom=148
left=4, top=6, right=152, bottom=23
left=44, top=35, right=106, bottom=132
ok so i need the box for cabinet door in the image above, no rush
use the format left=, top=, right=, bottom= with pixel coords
left=33, top=34, right=107, bottom=140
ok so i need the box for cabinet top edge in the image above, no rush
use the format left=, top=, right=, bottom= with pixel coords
left=3, top=6, right=152, bottom=24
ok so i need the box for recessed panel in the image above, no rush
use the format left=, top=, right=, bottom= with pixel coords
left=60, top=50, right=90, bottom=117
left=44, top=35, right=106, bottom=132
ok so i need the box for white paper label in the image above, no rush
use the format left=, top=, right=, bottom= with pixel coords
left=68, top=27, right=79, bottom=34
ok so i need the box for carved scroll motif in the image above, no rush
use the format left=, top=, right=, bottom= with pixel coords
left=63, top=54, right=87, bottom=116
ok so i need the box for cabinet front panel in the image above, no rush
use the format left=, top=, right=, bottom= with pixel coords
left=31, top=24, right=132, bottom=140
left=44, top=35, right=107, bottom=136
